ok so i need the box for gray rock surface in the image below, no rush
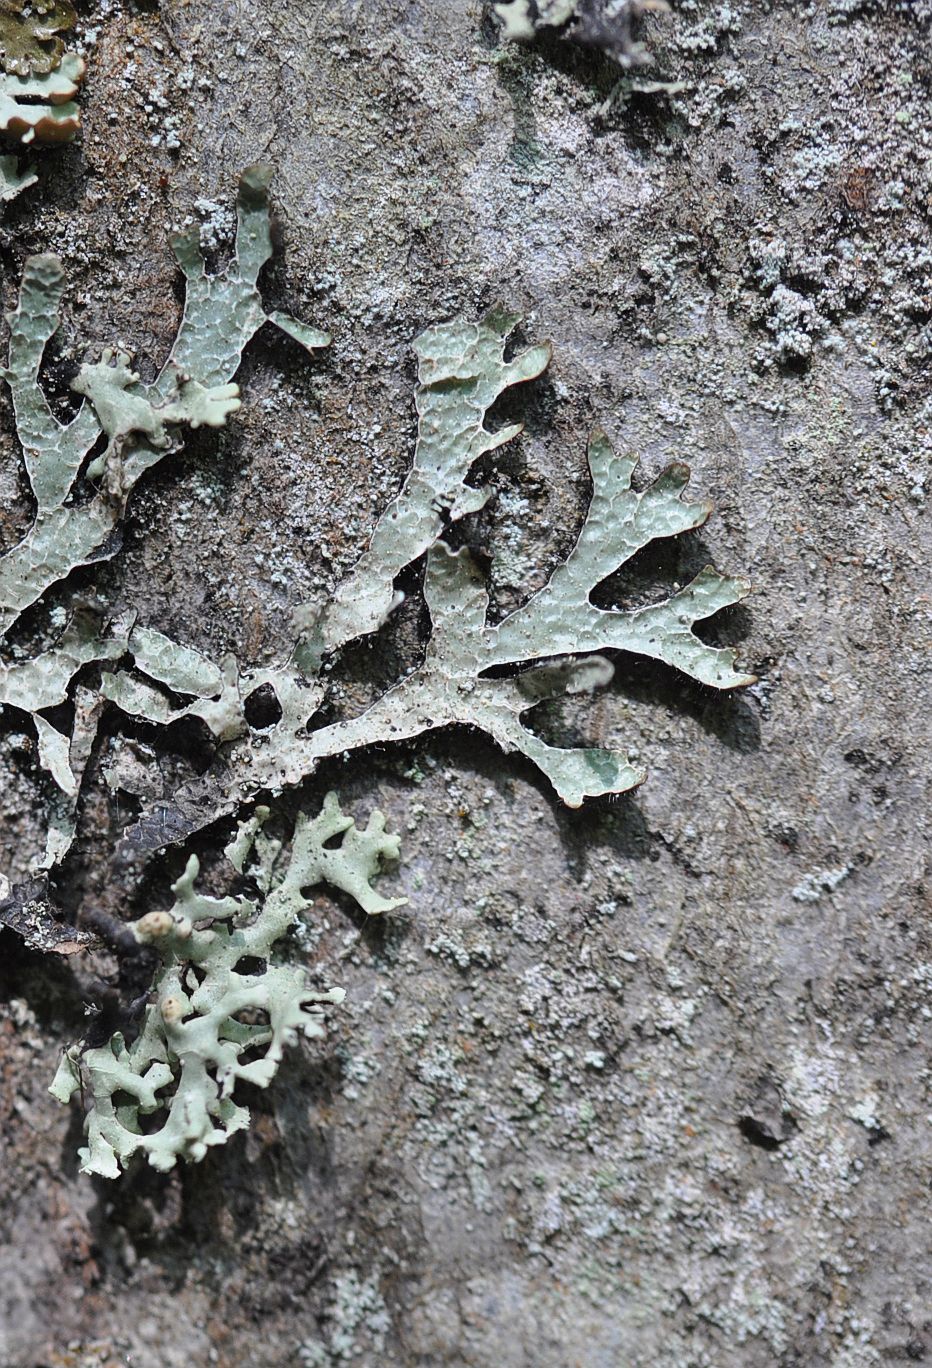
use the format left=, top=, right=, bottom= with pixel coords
left=0, top=1, right=929, bottom=1365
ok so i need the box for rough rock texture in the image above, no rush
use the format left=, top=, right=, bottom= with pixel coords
left=0, top=1, right=930, bottom=1365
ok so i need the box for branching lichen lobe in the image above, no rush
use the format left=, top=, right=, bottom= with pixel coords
left=51, top=795, right=403, bottom=1176
left=0, top=166, right=752, bottom=1173
left=0, top=165, right=328, bottom=639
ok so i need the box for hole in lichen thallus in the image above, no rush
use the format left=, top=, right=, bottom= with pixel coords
left=244, top=683, right=283, bottom=729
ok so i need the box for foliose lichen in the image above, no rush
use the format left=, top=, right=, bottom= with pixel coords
left=0, top=48, right=83, bottom=142
left=0, top=0, right=76, bottom=76
left=0, top=164, right=752, bottom=1173
left=117, top=304, right=752, bottom=849
left=0, top=168, right=326, bottom=881
left=51, top=794, right=404, bottom=1176
left=0, top=165, right=328, bottom=640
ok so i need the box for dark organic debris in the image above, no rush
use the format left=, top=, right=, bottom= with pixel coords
left=737, top=1074, right=798, bottom=1151
left=0, top=876, right=95, bottom=954
left=494, top=0, right=669, bottom=68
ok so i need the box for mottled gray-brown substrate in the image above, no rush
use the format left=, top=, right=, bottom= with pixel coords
left=0, top=2, right=929, bottom=1365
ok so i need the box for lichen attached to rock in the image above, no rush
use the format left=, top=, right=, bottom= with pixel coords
left=0, top=49, right=84, bottom=142
left=51, top=794, right=404, bottom=1177
left=0, top=164, right=753, bottom=1176
left=0, top=0, right=76, bottom=76
left=0, top=164, right=328, bottom=639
